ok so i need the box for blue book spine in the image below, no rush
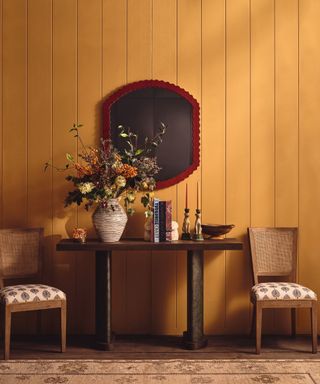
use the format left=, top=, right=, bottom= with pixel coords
left=153, top=199, right=160, bottom=243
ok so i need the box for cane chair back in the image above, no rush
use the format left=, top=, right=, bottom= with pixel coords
left=0, top=228, right=66, bottom=359
left=248, top=227, right=297, bottom=285
left=0, top=228, right=43, bottom=284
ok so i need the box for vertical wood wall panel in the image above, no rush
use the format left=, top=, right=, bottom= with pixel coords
left=225, top=0, right=251, bottom=334
left=274, top=0, right=299, bottom=334
left=126, top=0, right=152, bottom=333
left=0, top=0, right=319, bottom=335
left=202, top=0, right=226, bottom=334
left=151, top=0, right=177, bottom=334
left=2, top=0, right=27, bottom=228
left=52, top=0, right=77, bottom=333
left=76, top=0, right=102, bottom=334
left=275, top=0, right=299, bottom=228
left=299, top=0, right=320, bottom=333
left=176, top=0, right=201, bottom=334
left=102, top=0, right=127, bottom=334
left=2, top=0, right=28, bottom=334
left=250, top=0, right=274, bottom=227
left=27, top=0, right=52, bottom=264
left=27, top=0, right=53, bottom=334
left=250, top=0, right=275, bottom=335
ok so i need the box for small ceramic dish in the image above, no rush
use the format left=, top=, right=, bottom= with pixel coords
left=201, top=224, right=235, bottom=238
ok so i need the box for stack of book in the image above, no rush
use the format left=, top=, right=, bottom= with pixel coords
left=151, top=199, right=172, bottom=242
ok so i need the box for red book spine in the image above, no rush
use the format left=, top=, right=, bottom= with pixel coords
left=159, top=201, right=167, bottom=242
left=165, top=201, right=172, bottom=241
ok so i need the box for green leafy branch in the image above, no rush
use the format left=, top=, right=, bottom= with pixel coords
left=44, top=123, right=84, bottom=172
left=69, top=122, right=89, bottom=156
left=144, top=121, right=166, bottom=154
left=118, top=122, right=166, bottom=161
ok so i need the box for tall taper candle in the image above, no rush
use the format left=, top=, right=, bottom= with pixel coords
left=197, top=182, right=199, bottom=209
left=186, top=183, right=188, bottom=208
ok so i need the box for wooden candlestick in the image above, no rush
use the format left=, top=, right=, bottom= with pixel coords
left=181, top=208, right=191, bottom=240
left=193, top=208, right=204, bottom=241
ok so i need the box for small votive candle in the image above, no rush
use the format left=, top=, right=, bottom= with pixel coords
left=72, top=228, right=87, bottom=243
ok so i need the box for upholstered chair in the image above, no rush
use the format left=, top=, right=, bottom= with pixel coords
left=0, top=228, right=66, bottom=359
left=248, top=227, right=317, bottom=354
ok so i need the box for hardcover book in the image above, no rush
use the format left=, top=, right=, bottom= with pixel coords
left=165, top=201, right=172, bottom=241
left=159, top=201, right=167, bottom=242
left=153, top=199, right=160, bottom=242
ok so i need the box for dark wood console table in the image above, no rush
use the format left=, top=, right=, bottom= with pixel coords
left=56, top=238, right=243, bottom=350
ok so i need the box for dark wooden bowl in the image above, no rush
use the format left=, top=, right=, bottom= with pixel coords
left=201, top=224, right=235, bottom=238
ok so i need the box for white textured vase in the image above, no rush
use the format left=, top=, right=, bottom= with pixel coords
left=92, top=199, right=128, bottom=242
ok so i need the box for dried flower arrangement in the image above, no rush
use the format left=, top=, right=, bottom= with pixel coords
left=45, top=123, right=166, bottom=216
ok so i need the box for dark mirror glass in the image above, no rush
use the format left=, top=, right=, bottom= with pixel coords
left=104, top=80, right=200, bottom=189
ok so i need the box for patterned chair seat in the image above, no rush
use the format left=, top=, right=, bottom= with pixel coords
left=251, top=282, right=317, bottom=301
left=0, top=284, right=66, bottom=305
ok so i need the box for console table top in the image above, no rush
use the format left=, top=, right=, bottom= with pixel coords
left=57, top=238, right=243, bottom=252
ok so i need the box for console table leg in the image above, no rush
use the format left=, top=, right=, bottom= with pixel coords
left=95, top=250, right=113, bottom=350
left=183, top=249, right=208, bottom=349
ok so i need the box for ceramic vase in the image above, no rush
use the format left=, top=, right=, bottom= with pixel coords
left=92, top=199, right=128, bottom=242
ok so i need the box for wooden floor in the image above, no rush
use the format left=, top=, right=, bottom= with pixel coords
left=2, top=335, right=319, bottom=360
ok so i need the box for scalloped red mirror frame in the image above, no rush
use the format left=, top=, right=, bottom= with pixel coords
left=103, top=80, right=200, bottom=190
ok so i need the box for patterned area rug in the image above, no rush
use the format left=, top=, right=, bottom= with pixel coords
left=0, top=359, right=320, bottom=383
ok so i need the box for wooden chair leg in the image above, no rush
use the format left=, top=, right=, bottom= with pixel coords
left=291, top=308, right=296, bottom=337
left=250, top=304, right=256, bottom=337
left=36, top=311, right=42, bottom=336
left=4, top=306, right=11, bottom=360
left=311, top=301, right=317, bottom=354
left=255, top=303, right=262, bottom=354
left=0, top=304, right=4, bottom=340
left=60, top=300, right=67, bottom=353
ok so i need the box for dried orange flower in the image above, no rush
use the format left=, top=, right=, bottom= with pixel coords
left=75, top=163, right=94, bottom=176
left=116, top=164, right=138, bottom=178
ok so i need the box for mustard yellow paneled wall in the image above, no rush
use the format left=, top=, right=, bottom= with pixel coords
left=0, top=0, right=319, bottom=335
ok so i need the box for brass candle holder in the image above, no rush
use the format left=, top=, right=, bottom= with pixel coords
left=181, top=208, right=192, bottom=240
left=193, top=208, right=204, bottom=241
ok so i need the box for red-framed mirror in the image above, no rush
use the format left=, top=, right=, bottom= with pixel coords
left=103, top=80, right=200, bottom=190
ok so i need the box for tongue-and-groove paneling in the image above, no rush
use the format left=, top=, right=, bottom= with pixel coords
left=0, top=0, right=318, bottom=336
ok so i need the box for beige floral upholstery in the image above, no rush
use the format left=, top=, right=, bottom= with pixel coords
left=251, top=282, right=317, bottom=301
left=0, top=284, right=66, bottom=305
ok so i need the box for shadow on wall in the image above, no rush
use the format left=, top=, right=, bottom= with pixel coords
left=222, top=233, right=252, bottom=335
